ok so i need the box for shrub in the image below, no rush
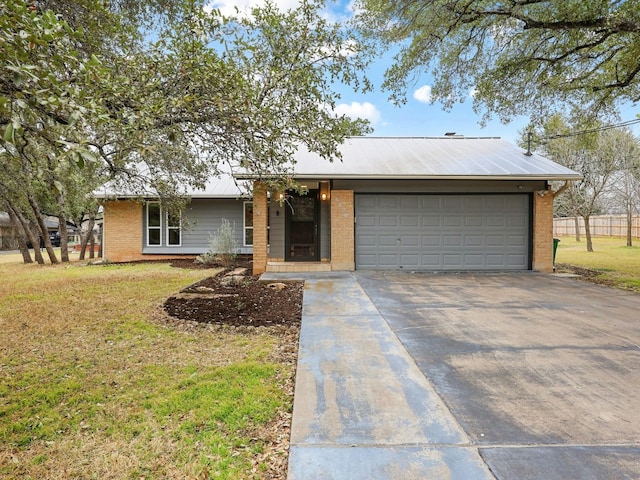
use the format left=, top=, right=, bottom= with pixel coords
left=196, top=218, right=237, bottom=268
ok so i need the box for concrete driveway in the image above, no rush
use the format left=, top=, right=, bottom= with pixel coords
left=356, top=271, right=640, bottom=479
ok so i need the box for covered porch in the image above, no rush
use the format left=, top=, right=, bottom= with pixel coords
left=251, top=181, right=354, bottom=275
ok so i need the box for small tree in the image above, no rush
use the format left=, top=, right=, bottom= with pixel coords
left=196, top=219, right=237, bottom=268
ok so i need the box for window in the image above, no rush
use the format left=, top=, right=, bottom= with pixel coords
left=167, top=211, right=181, bottom=246
left=147, top=203, right=161, bottom=246
left=147, top=202, right=182, bottom=246
left=244, top=202, right=253, bottom=246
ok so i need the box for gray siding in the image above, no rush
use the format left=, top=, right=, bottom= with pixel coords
left=320, top=199, right=331, bottom=259
left=142, top=198, right=251, bottom=255
left=333, top=179, right=546, bottom=194
left=269, top=199, right=286, bottom=259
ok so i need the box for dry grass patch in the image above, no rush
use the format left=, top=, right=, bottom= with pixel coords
left=0, top=260, right=298, bottom=479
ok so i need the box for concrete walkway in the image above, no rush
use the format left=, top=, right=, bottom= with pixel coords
left=274, top=272, right=495, bottom=479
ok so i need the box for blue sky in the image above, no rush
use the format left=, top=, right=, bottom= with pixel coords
left=206, top=0, right=640, bottom=145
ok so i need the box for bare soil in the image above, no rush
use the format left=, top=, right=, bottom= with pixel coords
left=163, top=268, right=303, bottom=328
left=555, top=263, right=617, bottom=288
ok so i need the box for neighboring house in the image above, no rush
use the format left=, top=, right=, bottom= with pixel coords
left=99, top=137, right=581, bottom=272
left=0, top=212, right=19, bottom=250
left=0, top=212, right=68, bottom=250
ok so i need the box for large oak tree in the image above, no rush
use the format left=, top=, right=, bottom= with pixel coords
left=357, top=0, right=640, bottom=124
left=1, top=0, right=372, bottom=263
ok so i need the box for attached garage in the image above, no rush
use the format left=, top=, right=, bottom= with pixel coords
left=239, top=137, right=582, bottom=275
left=355, top=193, right=530, bottom=270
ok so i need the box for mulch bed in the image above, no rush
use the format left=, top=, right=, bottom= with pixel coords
left=163, top=262, right=303, bottom=328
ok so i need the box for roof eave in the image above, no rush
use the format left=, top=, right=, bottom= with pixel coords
left=234, top=174, right=584, bottom=181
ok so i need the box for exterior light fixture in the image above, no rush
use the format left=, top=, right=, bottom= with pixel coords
left=319, top=181, right=330, bottom=201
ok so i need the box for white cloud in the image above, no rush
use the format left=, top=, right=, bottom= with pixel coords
left=469, top=87, right=478, bottom=98
left=413, top=85, right=432, bottom=104
left=334, top=101, right=381, bottom=124
left=206, top=0, right=355, bottom=23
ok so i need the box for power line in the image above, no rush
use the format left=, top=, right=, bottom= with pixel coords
left=541, top=118, right=640, bottom=141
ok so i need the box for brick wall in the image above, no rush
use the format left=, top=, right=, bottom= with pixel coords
left=330, top=190, right=355, bottom=271
left=103, top=200, right=192, bottom=263
left=252, top=182, right=268, bottom=275
left=532, top=191, right=554, bottom=272
left=103, top=200, right=143, bottom=262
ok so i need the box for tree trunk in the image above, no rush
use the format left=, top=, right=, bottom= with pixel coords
left=626, top=208, right=633, bottom=247
left=58, top=214, right=70, bottom=262
left=7, top=206, right=33, bottom=264
left=573, top=214, right=581, bottom=242
left=10, top=206, right=45, bottom=264
left=79, top=216, right=95, bottom=260
left=584, top=215, right=594, bottom=252
left=89, top=232, right=95, bottom=259
left=27, top=192, right=58, bottom=264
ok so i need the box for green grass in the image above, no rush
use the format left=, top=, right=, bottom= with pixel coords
left=0, top=257, right=293, bottom=479
left=555, top=236, right=640, bottom=291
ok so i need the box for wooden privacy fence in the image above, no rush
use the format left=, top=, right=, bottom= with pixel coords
left=553, top=215, right=640, bottom=238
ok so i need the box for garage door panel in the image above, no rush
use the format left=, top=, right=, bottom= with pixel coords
left=443, top=254, right=463, bottom=268
left=443, top=216, right=462, bottom=227
left=400, top=215, right=419, bottom=227
left=357, top=234, right=376, bottom=246
left=400, top=196, right=420, bottom=208
left=355, top=194, right=529, bottom=270
left=379, top=216, right=398, bottom=227
left=422, top=216, right=441, bottom=227
left=487, top=216, right=507, bottom=227
left=507, top=254, right=527, bottom=267
left=507, top=235, right=527, bottom=247
left=401, top=235, right=420, bottom=247
left=464, top=254, right=484, bottom=266
left=422, top=235, right=441, bottom=247
left=465, top=235, right=484, bottom=247
left=378, top=197, right=399, bottom=208
left=465, top=216, right=484, bottom=227
left=400, top=254, right=419, bottom=267
left=443, top=235, right=462, bottom=246
left=378, top=254, right=399, bottom=266
left=443, top=197, right=463, bottom=209
left=378, top=235, right=398, bottom=246
left=358, top=215, right=376, bottom=227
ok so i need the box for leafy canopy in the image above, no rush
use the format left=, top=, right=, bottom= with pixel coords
left=357, top=0, right=640, bottom=124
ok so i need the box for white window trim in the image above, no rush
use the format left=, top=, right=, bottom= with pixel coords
left=147, top=202, right=162, bottom=247
left=244, top=201, right=253, bottom=247
left=166, top=210, right=182, bottom=247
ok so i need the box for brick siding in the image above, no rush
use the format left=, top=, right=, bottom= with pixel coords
left=103, top=200, right=193, bottom=263
left=532, top=191, right=554, bottom=272
left=252, top=182, right=268, bottom=275
left=330, top=190, right=355, bottom=271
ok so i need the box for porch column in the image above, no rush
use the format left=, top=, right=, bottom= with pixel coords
left=532, top=189, right=554, bottom=272
left=253, top=181, right=268, bottom=275
left=330, top=190, right=355, bottom=271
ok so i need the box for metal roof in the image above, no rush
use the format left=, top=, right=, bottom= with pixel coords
left=96, top=137, right=581, bottom=199
left=279, top=137, right=582, bottom=181
left=94, top=171, right=250, bottom=199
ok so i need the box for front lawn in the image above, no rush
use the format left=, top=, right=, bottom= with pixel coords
left=555, top=236, right=640, bottom=292
left=0, top=259, right=295, bottom=479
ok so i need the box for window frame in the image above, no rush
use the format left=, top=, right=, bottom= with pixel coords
left=146, top=202, right=162, bottom=247
left=166, top=210, right=182, bottom=246
left=243, top=201, right=253, bottom=246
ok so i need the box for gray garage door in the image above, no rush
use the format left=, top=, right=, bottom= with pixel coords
left=355, top=194, right=530, bottom=270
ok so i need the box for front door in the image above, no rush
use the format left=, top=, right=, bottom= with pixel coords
left=285, top=190, right=319, bottom=261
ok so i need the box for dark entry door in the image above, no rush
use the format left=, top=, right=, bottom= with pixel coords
left=285, top=190, right=319, bottom=261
